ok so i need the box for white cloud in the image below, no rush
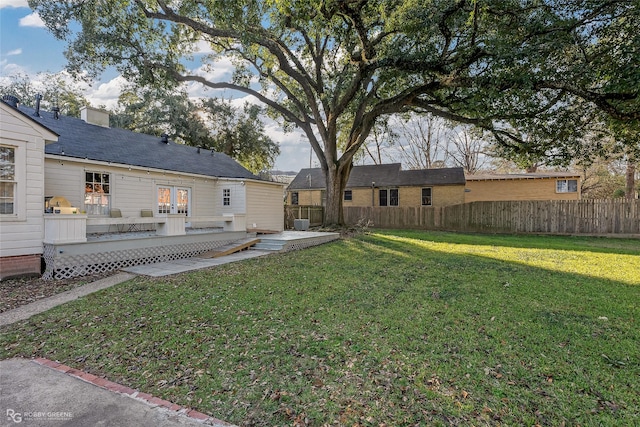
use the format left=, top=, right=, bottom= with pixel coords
left=6, top=48, right=22, bottom=56
left=1, top=60, right=29, bottom=76
left=0, top=0, right=29, bottom=9
left=194, top=39, right=215, bottom=55
left=19, top=12, right=46, bottom=28
left=84, top=76, right=127, bottom=109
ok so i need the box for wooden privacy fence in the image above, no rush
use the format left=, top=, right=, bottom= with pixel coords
left=343, top=199, right=640, bottom=235
left=285, top=206, right=324, bottom=229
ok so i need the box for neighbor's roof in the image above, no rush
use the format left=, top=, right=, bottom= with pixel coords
left=16, top=105, right=261, bottom=181
left=288, top=164, right=465, bottom=190
left=466, top=172, right=581, bottom=181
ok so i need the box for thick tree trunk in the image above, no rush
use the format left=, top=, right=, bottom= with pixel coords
left=323, top=162, right=352, bottom=226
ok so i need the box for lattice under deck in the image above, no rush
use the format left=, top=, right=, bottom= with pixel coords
left=43, top=238, right=237, bottom=280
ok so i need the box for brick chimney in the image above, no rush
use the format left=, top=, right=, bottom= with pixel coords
left=80, top=106, right=109, bottom=127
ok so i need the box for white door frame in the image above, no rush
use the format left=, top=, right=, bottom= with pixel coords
left=157, top=185, right=191, bottom=225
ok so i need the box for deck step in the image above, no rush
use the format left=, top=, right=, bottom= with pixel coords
left=252, top=241, right=286, bottom=251
left=197, top=238, right=261, bottom=258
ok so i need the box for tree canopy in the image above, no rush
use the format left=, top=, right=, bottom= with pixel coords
left=0, top=73, right=91, bottom=117
left=30, top=0, right=640, bottom=224
left=111, top=86, right=280, bottom=173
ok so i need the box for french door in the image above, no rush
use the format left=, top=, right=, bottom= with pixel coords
left=157, top=186, right=191, bottom=217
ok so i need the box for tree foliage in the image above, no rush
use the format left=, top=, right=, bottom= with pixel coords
left=30, top=0, right=640, bottom=223
left=111, top=86, right=279, bottom=173
left=0, top=72, right=91, bottom=117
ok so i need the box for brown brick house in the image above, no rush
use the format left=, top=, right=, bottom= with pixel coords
left=464, top=172, right=582, bottom=202
left=286, top=164, right=466, bottom=208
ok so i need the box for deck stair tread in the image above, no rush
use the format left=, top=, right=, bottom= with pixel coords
left=252, top=241, right=286, bottom=251
left=197, top=238, right=261, bottom=258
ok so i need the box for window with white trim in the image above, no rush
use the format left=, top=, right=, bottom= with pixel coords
left=223, top=188, right=231, bottom=206
left=379, top=189, right=399, bottom=206
left=344, top=190, right=353, bottom=201
left=556, top=179, right=578, bottom=193
left=291, top=192, right=299, bottom=205
left=84, top=171, right=111, bottom=215
left=0, top=146, right=16, bottom=214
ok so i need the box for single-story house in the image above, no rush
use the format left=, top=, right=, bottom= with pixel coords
left=464, top=172, right=582, bottom=202
left=1, top=98, right=284, bottom=279
left=286, top=164, right=466, bottom=208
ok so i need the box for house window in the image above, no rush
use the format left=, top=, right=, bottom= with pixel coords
left=291, top=192, right=299, bottom=205
left=344, top=190, right=353, bottom=201
left=422, top=187, right=432, bottom=206
left=0, top=146, right=15, bottom=214
left=379, top=189, right=388, bottom=206
left=379, top=189, right=398, bottom=206
left=389, top=189, right=399, bottom=206
left=223, top=188, right=231, bottom=206
left=84, top=172, right=111, bottom=215
left=556, top=179, right=578, bottom=193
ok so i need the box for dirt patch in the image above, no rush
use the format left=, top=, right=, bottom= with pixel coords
left=0, top=273, right=114, bottom=313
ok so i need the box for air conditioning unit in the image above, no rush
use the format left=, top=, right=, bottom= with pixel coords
left=294, top=219, right=309, bottom=231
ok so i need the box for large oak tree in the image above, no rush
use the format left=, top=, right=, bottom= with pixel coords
left=31, top=0, right=639, bottom=224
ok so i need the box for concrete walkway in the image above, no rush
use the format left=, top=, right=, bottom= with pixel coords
left=122, top=249, right=271, bottom=277
left=0, top=358, right=233, bottom=426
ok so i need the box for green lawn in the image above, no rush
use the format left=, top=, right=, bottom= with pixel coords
left=1, top=231, right=639, bottom=426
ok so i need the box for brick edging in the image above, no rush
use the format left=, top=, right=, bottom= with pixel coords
left=32, top=357, right=232, bottom=425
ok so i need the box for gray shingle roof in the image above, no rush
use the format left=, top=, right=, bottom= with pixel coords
left=398, top=168, right=466, bottom=186
left=288, top=164, right=465, bottom=190
left=18, top=105, right=260, bottom=180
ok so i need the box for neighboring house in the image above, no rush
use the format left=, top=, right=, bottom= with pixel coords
left=464, top=172, right=582, bottom=202
left=0, top=99, right=59, bottom=279
left=287, top=164, right=466, bottom=208
left=0, top=99, right=284, bottom=279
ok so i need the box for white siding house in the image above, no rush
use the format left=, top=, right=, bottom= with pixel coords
left=0, top=101, right=284, bottom=280
left=0, top=100, right=58, bottom=279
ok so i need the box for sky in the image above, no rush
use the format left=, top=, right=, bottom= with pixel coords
left=0, top=0, right=315, bottom=173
